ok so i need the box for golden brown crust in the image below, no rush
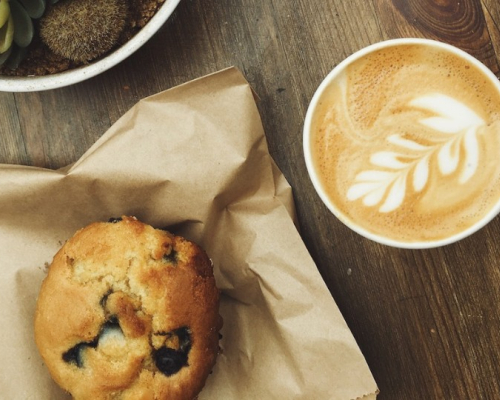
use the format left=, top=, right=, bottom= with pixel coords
left=34, top=216, right=221, bottom=400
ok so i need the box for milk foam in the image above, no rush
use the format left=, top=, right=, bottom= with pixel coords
left=311, top=44, right=500, bottom=242
left=347, top=93, right=485, bottom=213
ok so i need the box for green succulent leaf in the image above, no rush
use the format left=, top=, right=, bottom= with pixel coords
left=0, top=0, right=10, bottom=29
left=0, top=14, right=13, bottom=53
left=0, top=39, right=11, bottom=64
left=9, top=0, right=33, bottom=48
left=5, top=44, right=28, bottom=69
left=18, top=0, right=46, bottom=19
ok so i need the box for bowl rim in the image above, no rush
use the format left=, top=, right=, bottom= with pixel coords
left=0, top=0, right=182, bottom=92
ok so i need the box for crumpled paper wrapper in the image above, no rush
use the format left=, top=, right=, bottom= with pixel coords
left=0, top=67, right=378, bottom=399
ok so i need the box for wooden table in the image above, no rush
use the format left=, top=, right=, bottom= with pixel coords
left=2, top=0, right=500, bottom=398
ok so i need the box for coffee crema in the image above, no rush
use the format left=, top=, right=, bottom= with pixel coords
left=309, top=43, right=500, bottom=243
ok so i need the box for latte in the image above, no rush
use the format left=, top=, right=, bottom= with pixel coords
left=305, top=40, right=500, bottom=246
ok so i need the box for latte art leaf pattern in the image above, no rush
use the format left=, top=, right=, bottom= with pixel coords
left=347, top=94, right=485, bottom=212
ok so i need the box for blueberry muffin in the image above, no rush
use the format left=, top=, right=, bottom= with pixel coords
left=34, top=216, right=221, bottom=400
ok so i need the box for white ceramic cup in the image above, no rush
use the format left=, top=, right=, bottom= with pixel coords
left=303, top=38, right=500, bottom=249
left=0, top=0, right=181, bottom=92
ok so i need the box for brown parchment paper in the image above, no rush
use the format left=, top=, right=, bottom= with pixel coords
left=0, top=67, right=378, bottom=399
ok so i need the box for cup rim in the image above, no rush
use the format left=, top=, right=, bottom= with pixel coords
left=303, top=38, right=500, bottom=249
left=0, top=0, right=182, bottom=92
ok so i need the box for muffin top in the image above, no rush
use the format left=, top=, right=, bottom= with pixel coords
left=34, top=216, right=221, bottom=400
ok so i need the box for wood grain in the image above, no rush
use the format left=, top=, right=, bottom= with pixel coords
left=374, top=0, right=500, bottom=74
left=2, top=0, right=500, bottom=398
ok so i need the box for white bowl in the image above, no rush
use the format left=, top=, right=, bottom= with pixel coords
left=0, top=0, right=182, bottom=92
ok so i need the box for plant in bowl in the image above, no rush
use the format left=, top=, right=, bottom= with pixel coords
left=0, top=0, right=181, bottom=91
